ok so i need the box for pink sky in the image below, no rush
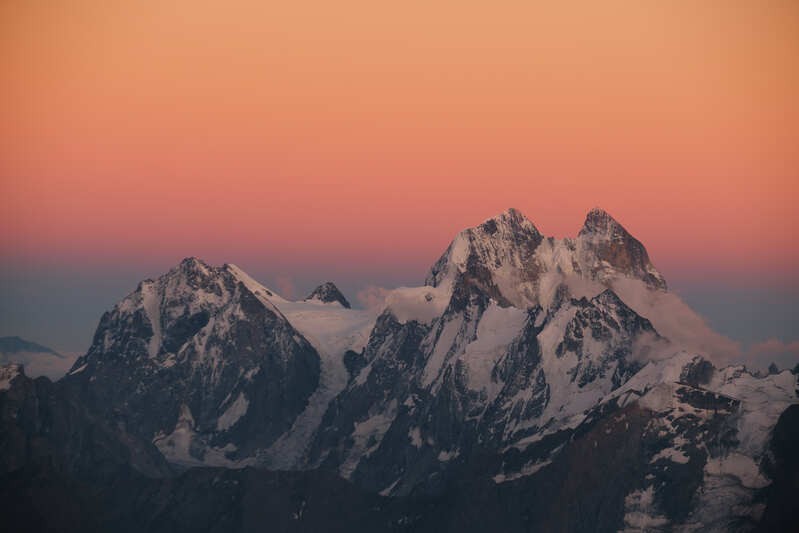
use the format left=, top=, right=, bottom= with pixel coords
left=1, top=1, right=797, bottom=288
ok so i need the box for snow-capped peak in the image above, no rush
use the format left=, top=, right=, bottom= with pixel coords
left=575, top=208, right=667, bottom=291
left=425, top=207, right=543, bottom=292
left=424, top=208, right=667, bottom=311
left=579, top=207, right=626, bottom=238
left=0, top=363, right=22, bottom=391
left=176, top=256, right=213, bottom=275
left=478, top=207, right=541, bottom=237
left=44, top=214, right=796, bottom=528
left=305, top=282, right=351, bottom=308
left=68, top=258, right=325, bottom=468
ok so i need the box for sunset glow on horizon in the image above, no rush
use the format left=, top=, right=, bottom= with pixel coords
left=5, top=4, right=799, bottom=524
left=2, top=1, right=798, bottom=296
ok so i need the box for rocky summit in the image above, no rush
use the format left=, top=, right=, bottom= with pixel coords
left=1, top=208, right=796, bottom=532
left=306, top=282, right=352, bottom=308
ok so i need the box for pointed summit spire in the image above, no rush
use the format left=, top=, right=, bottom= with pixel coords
left=478, top=208, right=541, bottom=237
left=577, top=208, right=667, bottom=290
left=579, top=207, right=628, bottom=238
left=425, top=208, right=544, bottom=301
left=166, top=257, right=215, bottom=286
left=176, top=256, right=212, bottom=272
left=305, top=282, right=351, bottom=308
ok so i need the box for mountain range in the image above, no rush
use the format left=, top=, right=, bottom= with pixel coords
left=1, top=208, right=796, bottom=532
left=0, top=336, right=77, bottom=380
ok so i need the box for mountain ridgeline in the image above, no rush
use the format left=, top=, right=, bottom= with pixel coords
left=1, top=208, right=796, bottom=532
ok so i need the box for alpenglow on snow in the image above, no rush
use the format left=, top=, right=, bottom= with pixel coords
left=55, top=208, right=797, bottom=531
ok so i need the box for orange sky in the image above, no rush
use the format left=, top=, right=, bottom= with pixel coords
left=1, top=0, right=798, bottom=284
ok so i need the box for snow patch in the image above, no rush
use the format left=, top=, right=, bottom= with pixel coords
left=606, top=351, right=697, bottom=409
left=704, top=453, right=769, bottom=489
left=339, top=402, right=398, bottom=479
left=408, top=427, right=423, bottom=448
left=271, top=300, right=376, bottom=357
left=622, top=486, right=669, bottom=531
left=155, top=403, right=253, bottom=468
left=492, top=459, right=551, bottom=483
left=379, top=477, right=402, bottom=497
left=222, top=265, right=381, bottom=470
left=437, top=449, right=459, bottom=462
left=261, top=299, right=376, bottom=469
left=0, top=364, right=22, bottom=391
left=709, top=369, right=797, bottom=457
left=383, top=285, right=451, bottom=325
left=458, top=303, right=528, bottom=400
left=141, top=281, right=162, bottom=358
left=650, top=446, right=689, bottom=464
left=422, top=315, right=463, bottom=386
left=68, top=363, right=88, bottom=375
left=225, top=264, right=286, bottom=303
left=153, top=404, right=197, bottom=464
left=217, top=392, right=249, bottom=431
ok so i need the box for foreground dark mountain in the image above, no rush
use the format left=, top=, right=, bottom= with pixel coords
left=2, top=208, right=797, bottom=532
left=2, top=366, right=797, bottom=532
left=0, top=367, right=386, bottom=532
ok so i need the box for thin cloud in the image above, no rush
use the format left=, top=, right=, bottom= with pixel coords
left=356, top=285, right=391, bottom=310
left=749, top=339, right=799, bottom=356
left=274, top=275, right=296, bottom=300
left=744, top=339, right=799, bottom=371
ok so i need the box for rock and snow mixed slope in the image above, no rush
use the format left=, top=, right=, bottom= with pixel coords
left=66, top=258, right=324, bottom=466
left=425, top=207, right=666, bottom=309
left=48, top=208, right=797, bottom=531
left=63, top=259, right=378, bottom=468
left=305, top=281, right=352, bottom=308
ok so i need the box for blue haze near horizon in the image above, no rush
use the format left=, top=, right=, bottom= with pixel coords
left=1, top=263, right=797, bottom=371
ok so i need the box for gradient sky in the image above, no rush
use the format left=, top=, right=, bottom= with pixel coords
left=1, top=1, right=797, bottom=367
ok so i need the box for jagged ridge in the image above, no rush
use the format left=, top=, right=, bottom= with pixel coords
left=22, top=208, right=795, bottom=532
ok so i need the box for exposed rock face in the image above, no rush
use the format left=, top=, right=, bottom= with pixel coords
left=64, top=257, right=321, bottom=465
left=5, top=362, right=793, bottom=533
left=6, top=207, right=792, bottom=532
left=0, top=367, right=392, bottom=533
left=426, top=207, right=545, bottom=308
left=578, top=207, right=667, bottom=290
left=425, top=207, right=666, bottom=312
left=305, top=282, right=351, bottom=308
left=0, top=365, right=170, bottom=480
left=303, top=285, right=664, bottom=496
left=758, top=404, right=799, bottom=531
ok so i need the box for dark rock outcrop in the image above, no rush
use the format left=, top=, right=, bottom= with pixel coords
left=64, top=258, right=321, bottom=463
left=306, top=282, right=352, bottom=308
left=758, top=404, right=799, bottom=531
